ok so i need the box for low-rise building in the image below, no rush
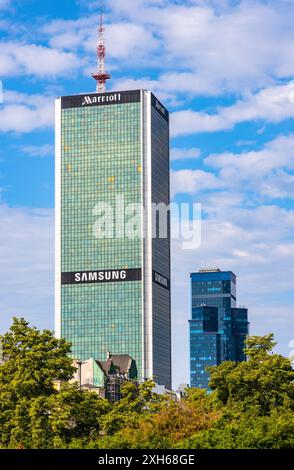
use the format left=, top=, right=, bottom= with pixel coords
left=73, top=353, right=138, bottom=402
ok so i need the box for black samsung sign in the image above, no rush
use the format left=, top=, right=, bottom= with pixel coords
left=61, top=268, right=142, bottom=285
left=153, top=270, right=170, bottom=291
left=61, top=268, right=169, bottom=289
left=61, top=90, right=141, bottom=109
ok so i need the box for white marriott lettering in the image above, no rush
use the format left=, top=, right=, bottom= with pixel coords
left=82, top=93, right=121, bottom=106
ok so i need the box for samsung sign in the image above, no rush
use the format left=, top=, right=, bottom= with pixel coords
left=61, top=268, right=141, bottom=285
left=61, top=90, right=140, bottom=109
left=153, top=270, right=170, bottom=291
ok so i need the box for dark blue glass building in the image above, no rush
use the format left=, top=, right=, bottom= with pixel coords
left=189, top=269, right=249, bottom=388
left=189, top=306, right=221, bottom=388
left=231, top=307, right=249, bottom=362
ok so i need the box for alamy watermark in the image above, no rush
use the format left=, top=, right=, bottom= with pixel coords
left=92, top=196, right=201, bottom=250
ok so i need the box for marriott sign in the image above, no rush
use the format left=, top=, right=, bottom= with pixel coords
left=82, top=93, right=121, bottom=106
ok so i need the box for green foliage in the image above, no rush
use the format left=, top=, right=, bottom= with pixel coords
left=208, top=333, right=294, bottom=414
left=244, top=333, right=277, bottom=357
left=0, top=317, right=75, bottom=398
left=99, top=380, right=168, bottom=437
left=182, top=409, right=294, bottom=449
left=27, top=385, right=111, bottom=448
left=0, top=320, right=293, bottom=449
left=96, top=392, right=220, bottom=449
left=0, top=318, right=109, bottom=448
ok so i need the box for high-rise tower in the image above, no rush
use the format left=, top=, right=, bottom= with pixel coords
left=55, top=12, right=171, bottom=388
left=55, top=89, right=171, bottom=388
left=189, top=269, right=249, bottom=388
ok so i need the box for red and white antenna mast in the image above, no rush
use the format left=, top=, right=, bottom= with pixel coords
left=92, top=8, right=111, bottom=93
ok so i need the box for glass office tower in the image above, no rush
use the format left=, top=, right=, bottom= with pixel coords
left=231, top=307, right=249, bottom=362
left=189, top=306, right=221, bottom=388
left=189, top=269, right=249, bottom=388
left=55, top=90, right=171, bottom=388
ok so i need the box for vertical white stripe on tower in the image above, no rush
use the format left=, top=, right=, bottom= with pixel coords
left=55, top=98, right=62, bottom=339
left=142, top=90, right=153, bottom=380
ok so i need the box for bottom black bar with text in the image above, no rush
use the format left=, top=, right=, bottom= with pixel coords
left=0, top=449, right=291, bottom=466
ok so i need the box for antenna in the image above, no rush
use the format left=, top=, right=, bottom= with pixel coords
left=92, top=5, right=111, bottom=93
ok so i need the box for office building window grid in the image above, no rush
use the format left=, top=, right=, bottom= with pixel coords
left=60, top=102, right=143, bottom=375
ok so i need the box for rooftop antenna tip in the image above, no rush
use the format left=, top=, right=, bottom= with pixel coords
left=91, top=4, right=111, bottom=93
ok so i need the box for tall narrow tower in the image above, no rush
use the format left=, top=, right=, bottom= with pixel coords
left=55, top=13, right=171, bottom=389
left=92, top=11, right=111, bottom=93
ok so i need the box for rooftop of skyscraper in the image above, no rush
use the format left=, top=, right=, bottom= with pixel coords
left=198, top=268, right=221, bottom=273
left=190, top=269, right=236, bottom=282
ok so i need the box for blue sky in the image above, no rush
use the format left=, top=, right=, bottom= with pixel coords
left=0, top=0, right=294, bottom=387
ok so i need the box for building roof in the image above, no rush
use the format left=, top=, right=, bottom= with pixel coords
left=198, top=268, right=221, bottom=273
left=97, top=354, right=133, bottom=376
left=190, top=270, right=236, bottom=281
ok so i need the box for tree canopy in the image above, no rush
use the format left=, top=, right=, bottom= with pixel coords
left=0, top=318, right=293, bottom=449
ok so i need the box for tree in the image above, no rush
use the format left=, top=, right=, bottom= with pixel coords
left=0, top=318, right=111, bottom=448
left=1, top=322, right=293, bottom=449
left=182, top=408, right=294, bottom=449
left=0, top=317, right=75, bottom=398
left=178, top=334, right=294, bottom=449
left=94, top=394, right=220, bottom=449
left=28, top=384, right=111, bottom=449
left=99, top=380, right=168, bottom=437
left=207, top=333, right=294, bottom=415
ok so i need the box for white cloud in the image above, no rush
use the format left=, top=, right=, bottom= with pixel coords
left=260, top=171, right=294, bottom=199
left=0, top=52, right=15, bottom=75
left=171, top=169, right=221, bottom=196
left=0, top=205, right=54, bottom=334
left=0, top=91, right=54, bottom=133
left=206, top=135, right=294, bottom=173
left=0, top=1, right=293, bottom=105
left=49, top=32, right=84, bottom=51
left=110, top=77, right=182, bottom=106
left=21, top=144, right=54, bottom=158
left=171, top=135, right=294, bottom=200
left=108, top=1, right=294, bottom=94
left=47, top=20, right=158, bottom=71
left=107, top=0, right=167, bottom=19
left=171, top=147, right=201, bottom=160
left=156, top=72, right=222, bottom=97
left=171, top=84, right=294, bottom=136
left=0, top=42, right=81, bottom=78
left=204, top=134, right=294, bottom=198
left=39, top=1, right=294, bottom=98
left=95, top=23, right=159, bottom=61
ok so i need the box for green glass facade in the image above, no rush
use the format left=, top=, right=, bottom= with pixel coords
left=55, top=90, right=171, bottom=386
